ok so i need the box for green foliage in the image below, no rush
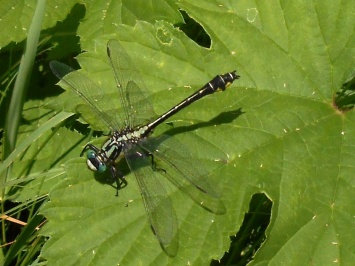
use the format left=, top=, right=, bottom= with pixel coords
left=1, top=0, right=354, bottom=265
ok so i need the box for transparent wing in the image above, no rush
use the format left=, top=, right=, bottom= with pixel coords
left=107, top=39, right=156, bottom=127
left=126, top=80, right=157, bottom=126
left=125, top=144, right=178, bottom=256
left=50, top=60, right=123, bottom=131
left=140, top=135, right=226, bottom=214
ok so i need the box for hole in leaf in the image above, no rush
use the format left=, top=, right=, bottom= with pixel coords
left=176, top=10, right=211, bottom=48
left=334, top=71, right=355, bottom=111
left=211, top=193, right=272, bottom=265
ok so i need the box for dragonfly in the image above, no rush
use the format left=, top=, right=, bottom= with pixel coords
left=50, top=39, right=240, bottom=256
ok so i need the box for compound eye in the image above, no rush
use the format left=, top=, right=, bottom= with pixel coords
left=86, top=149, right=96, bottom=159
left=97, top=163, right=107, bottom=173
left=85, top=150, right=107, bottom=173
left=86, top=158, right=107, bottom=172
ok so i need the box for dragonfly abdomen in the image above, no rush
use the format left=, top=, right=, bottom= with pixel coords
left=147, top=71, right=239, bottom=130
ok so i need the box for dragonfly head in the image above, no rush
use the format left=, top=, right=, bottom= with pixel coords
left=86, top=149, right=107, bottom=173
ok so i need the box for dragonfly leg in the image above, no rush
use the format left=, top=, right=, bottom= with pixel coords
left=110, top=165, right=127, bottom=196
left=147, top=152, right=166, bottom=173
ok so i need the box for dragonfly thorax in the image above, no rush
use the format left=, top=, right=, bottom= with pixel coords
left=83, top=126, right=150, bottom=173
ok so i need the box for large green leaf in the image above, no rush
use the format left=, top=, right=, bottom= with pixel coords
left=0, top=0, right=78, bottom=48
left=6, top=0, right=351, bottom=265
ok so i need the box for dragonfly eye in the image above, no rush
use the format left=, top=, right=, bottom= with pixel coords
left=86, top=158, right=107, bottom=172
left=86, top=149, right=96, bottom=159
left=86, top=150, right=107, bottom=173
left=96, top=162, right=107, bottom=173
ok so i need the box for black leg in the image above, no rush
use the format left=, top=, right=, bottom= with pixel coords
left=80, top=144, right=100, bottom=157
left=147, top=152, right=166, bottom=173
left=110, top=165, right=127, bottom=196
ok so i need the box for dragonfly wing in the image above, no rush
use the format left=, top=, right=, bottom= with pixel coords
left=125, top=144, right=179, bottom=256
left=107, top=39, right=156, bottom=127
left=125, top=80, right=158, bottom=126
left=140, top=135, right=226, bottom=214
left=50, top=60, right=123, bottom=131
